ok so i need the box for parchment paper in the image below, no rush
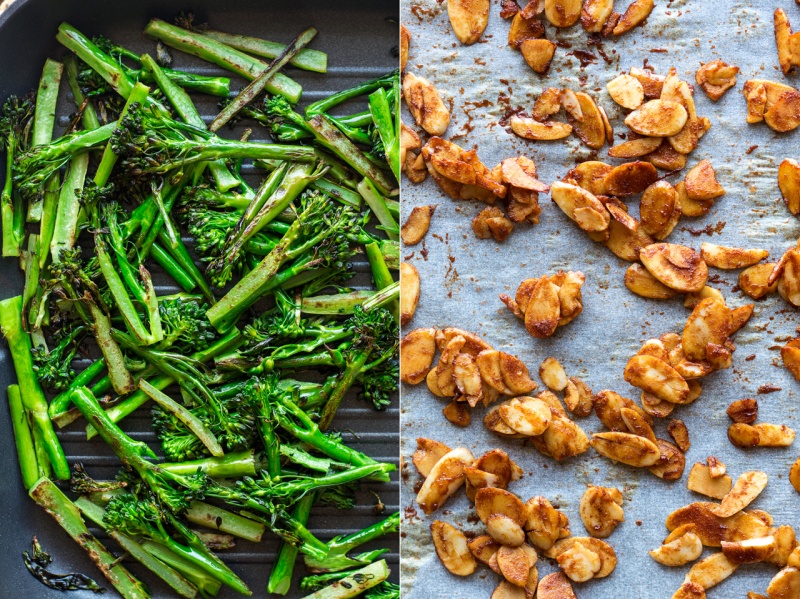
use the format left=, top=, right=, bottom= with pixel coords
left=400, top=1, right=800, bottom=597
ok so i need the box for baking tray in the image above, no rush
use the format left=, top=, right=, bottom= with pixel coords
left=0, top=1, right=399, bottom=597
left=400, top=1, right=800, bottom=597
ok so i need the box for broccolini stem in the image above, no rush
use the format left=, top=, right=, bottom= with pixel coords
left=199, top=28, right=328, bottom=73
left=369, top=86, right=400, bottom=183
left=64, top=54, right=100, bottom=130
left=185, top=500, right=265, bottom=543
left=357, top=178, right=398, bottom=241
left=48, top=358, right=106, bottom=425
left=50, top=152, right=89, bottom=262
left=0, top=296, right=70, bottom=480
left=151, top=241, right=197, bottom=292
left=300, top=560, right=389, bottom=599
left=300, top=291, right=377, bottom=316
left=305, top=72, right=396, bottom=117
left=318, top=353, right=369, bottom=432
left=365, top=242, right=399, bottom=323
left=268, top=492, right=315, bottom=595
left=6, top=384, right=39, bottom=489
left=139, top=540, right=223, bottom=597
left=145, top=19, right=303, bottom=103
left=29, top=477, right=150, bottom=599
left=160, top=448, right=262, bottom=478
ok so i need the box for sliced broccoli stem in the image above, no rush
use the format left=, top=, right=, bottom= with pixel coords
left=200, top=28, right=328, bottom=73
left=48, top=358, right=106, bottom=425
left=145, top=19, right=302, bottom=103
left=64, top=54, right=100, bottom=130
left=300, top=291, right=376, bottom=316
left=50, top=152, right=89, bottom=262
left=305, top=512, right=399, bottom=573
left=268, top=492, right=315, bottom=595
left=151, top=241, right=197, bottom=292
left=29, top=478, right=150, bottom=599
left=185, top=500, right=265, bottom=543
left=299, top=560, right=389, bottom=599
left=305, top=72, right=396, bottom=117
left=0, top=295, right=69, bottom=480
left=369, top=86, right=400, bottom=184
left=139, top=540, right=222, bottom=597
left=365, top=242, right=399, bottom=323
left=358, top=178, right=398, bottom=241
left=37, top=172, right=60, bottom=268
left=6, top=384, right=39, bottom=489
left=160, top=448, right=262, bottom=478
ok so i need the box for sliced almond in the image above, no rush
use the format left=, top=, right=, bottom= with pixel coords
left=447, top=0, right=490, bottom=45
left=437, top=328, right=494, bottom=356
left=667, top=419, right=691, bottom=452
left=477, top=350, right=514, bottom=395
left=401, top=205, right=436, bottom=246
left=541, top=415, right=591, bottom=460
left=539, top=357, right=568, bottom=391
left=487, top=513, right=527, bottom=547
left=603, top=161, right=659, bottom=196
left=672, top=582, right=707, bottom=599
left=682, top=298, right=733, bottom=362
left=537, top=572, right=577, bottom=599
left=696, top=59, right=739, bottom=101
left=508, top=11, right=545, bottom=48
left=606, top=216, right=655, bottom=261
left=791, top=457, right=800, bottom=493
left=565, top=377, right=593, bottom=417
left=764, top=90, right=800, bottom=133
left=648, top=438, right=687, bottom=481
left=607, top=73, right=645, bottom=109
left=579, top=486, right=624, bottom=538
left=778, top=247, right=800, bottom=306
left=594, top=389, right=652, bottom=432
left=442, top=400, right=471, bottom=427
left=667, top=502, right=773, bottom=547
left=640, top=243, right=708, bottom=293
left=400, top=121, right=421, bottom=166
left=701, top=243, right=768, bottom=269
left=400, top=25, right=411, bottom=72
left=431, top=520, right=477, bottom=576
left=624, top=263, right=677, bottom=299
left=645, top=141, right=688, bottom=171
left=581, top=0, right=614, bottom=32
left=544, top=0, right=581, bottom=27
left=779, top=158, right=800, bottom=215
left=400, top=328, right=437, bottom=385
left=557, top=540, right=601, bottom=582
left=520, top=39, right=557, bottom=75
left=551, top=181, right=610, bottom=232
left=721, top=536, right=777, bottom=565
left=608, top=136, right=662, bottom=158
left=612, top=0, right=654, bottom=35
left=533, top=87, right=563, bottom=121
left=565, top=160, right=613, bottom=195
left=453, top=353, right=484, bottom=406
left=767, top=567, right=800, bottom=598
left=400, top=262, right=420, bottom=326
left=500, top=352, right=538, bottom=395
left=485, top=404, right=526, bottom=438
left=568, top=92, right=606, bottom=149
left=545, top=537, right=616, bottom=577
left=624, top=354, right=690, bottom=404
left=684, top=552, right=738, bottom=590
left=501, top=157, right=549, bottom=192
left=476, top=487, right=527, bottom=527
left=497, top=545, right=532, bottom=587
left=416, top=446, right=474, bottom=514
left=684, top=160, right=725, bottom=201
left=782, top=341, right=800, bottom=381
left=413, top=437, right=452, bottom=477
left=739, top=264, right=779, bottom=300
left=770, top=527, right=798, bottom=568
left=523, top=277, right=562, bottom=338
left=591, top=431, right=661, bottom=467
left=403, top=73, right=450, bottom=135
left=434, top=335, right=466, bottom=397
left=728, top=423, right=796, bottom=448
left=511, top=115, right=571, bottom=139
left=650, top=531, right=703, bottom=566
left=640, top=180, right=679, bottom=237
left=625, top=99, right=688, bottom=137
left=710, top=471, right=769, bottom=518
left=469, top=534, right=501, bottom=566
left=499, top=396, right=551, bottom=436
left=524, top=496, right=564, bottom=550
left=775, top=8, right=797, bottom=75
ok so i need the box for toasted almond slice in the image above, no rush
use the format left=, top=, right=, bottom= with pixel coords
left=726, top=398, right=758, bottom=424
left=508, top=11, right=545, bottom=48
left=640, top=243, right=708, bottom=293
left=685, top=552, right=738, bottom=590
left=477, top=350, right=514, bottom=395
left=487, top=513, right=527, bottom=547
left=400, top=121, right=421, bottom=165
left=524, top=496, right=562, bottom=549
left=551, top=181, right=610, bottom=231
left=511, top=115, right=571, bottom=139
left=413, top=437, right=452, bottom=477
left=767, top=567, right=800, bottom=598
left=539, top=357, right=568, bottom=391
left=625, top=99, right=688, bottom=137
left=782, top=343, right=800, bottom=381
left=648, top=438, right=686, bottom=481
left=682, top=298, right=732, bottom=362
left=701, top=242, right=768, bottom=269
left=739, top=263, right=779, bottom=299
left=565, top=377, right=593, bottom=417
left=437, top=328, right=494, bottom=356
left=472, top=449, right=519, bottom=489
left=612, top=0, right=654, bottom=35
left=400, top=328, right=436, bottom=385
left=501, top=158, right=549, bottom=192
left=468, top=534, right=501, bottom=566
left=769, top=526, right=798, bottom=568
left=537, top=572, right=577, bottom=599
left=792, top=457, right=800, bottom=493
left=591, top=431, right=660, bottom=467
left=545, top=537, right=617, bottom=577
left=559, top=89, right=583, bottom=121
left=667, top=502, right=773, bottom=547
left=533, top=87, right=562, bottom=121
left=650, top=531, right=704, bottom=566
left=435, top=335, right=466, bottom=397
left=775, top=8, right=795, bottom=75
left=607, top=73, right=645, bottom=109
left=442, top=399, right=470, bottom=428
left=625, top=263, right=678, bottom=299
left=499, top=352, right=538, bottom=395
left=744, top=78, right=796, bottom=108
left=711, top=471, right=769, bottom=518
left=672, top=582, right=707, bottom=599
left=543, top=416, right=591, bottom=460
left=603, top=161, right=659, bottom=196
left=453, top=353, right=484, bottom=406
left=630, top=66, right=665, bottom=98
left=779, top=158, right=800, bottom=215
left=606, top=216, right=655, bottom=262
left=520, top=39, right=557, bottom=75
left=447, top=0, right=490, bottom=45
left=619, top=407, right=657, bottom=442
left=565, top=160, right=613, bottom=194
left=417, top=447, right=474, bottom=514
left=684, top=163, right=725, bottom=205
left=745, top=82, right=768, bottom=123
left=400, top=25, right=411, bottom=72
left=579, top=486, right=625, bottom=538
left=721, top=536, right=777, bottom=565
left=645, top=141, right=688, bottom=171
left=676, top=180, right=712, bottom=217
left=476, top=487, right=527, bottom=527
left=581, top=0, right=614, bottom=32
left=486, top=214, right=515, bottom=242
left=401, top=205, right=436, bottom=246
left=485, top=404, right=526, bottom=437
left=778, top=247, right=800, bottom=305
left=640, top=180, right=679, bottom=237
left=594, top=389, right=653, bottom=432
left=499, top=396, right=551, bottom=436
left=664, top=419, right=690, bottom=452
left=728, top=423, right=796, bottom=448
left=557, top=271, right=585, bottom=325
left=696, top=59, right=739, bottom=101
left=608, top=136, right=662, bottom=158
left=624, top=354, right=690, bottom=404
left=403, top=73, right=450, bottom=135
left=557, top=540, right=601, bottom=582
left=765, top=90, right=800, bottom=133
left=568, top=92, right=606, bottom=149
left=544, top=0, right=581, bottom=27
left=431, top=520, right=477, bottom=576
left=524, top=278, right=562, bottom=338
left=497, top=545, right=532, bottom=587
left=400, top=262, right=420, bottom=326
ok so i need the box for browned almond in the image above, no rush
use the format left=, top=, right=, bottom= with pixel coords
left=476, top=486, right=527, bottom=527
left=533, top=87, right=562, bottom=121
left=511, top=115, right=571, bottom=139
left=791, top=457, right=800, bottom=493
left=766, top=566, right=800, bottom=598
left=607, top=73, right=645, bottom=109
left=739, top=264, right=778, bottom=299
left=581, top=0, right=614, bottom=32
left=630, top=66, right=665, bottom=98
left=640, top=180, right=679, bottom=237
left=649, top=531, right=703, bottom=566
left=542, top=416, right=591, bottom=460
left=684, top=552, right=738, bottom=590
left=413, top=437, right=452, bottom=477
left=639, top=243, right=708, bottom=293
left=591, top=431, right=661, bottom=467
left=487, top=513, right=527, bottom=547
left=401, top=205, right=436, bottom=246
left=593, top=389, right=653, bottom=432
left=564, top=160, right=612, bottom=194
left=498, top=396, right=551, bottom=436
left=688, top=463, right=733, bottom=499
left=501, top=157, right=549, bottom=192
left=764, top=90, right=800, bottom=133
left=625, top=99, right=688, bottom=137
left=524, top=278, right=562, bottom=338
left=468, top=534, right=501, bottom=565
left=668, top=419, right=691, bottom=452
left=565, top=377, right=594, bottom=417
left=721, top=536, right=777, bottom=565
left=711, top=471, right=769, bottom=518
left=682, top=298, right=732, bottom=362
left=520, top=39, right=557, bottom=75
left=671, top=582, right=707, bottom=599
left=508, top=11, right=545, bottom=48
left=497, top=545, right=532, bottom=586
left=431, top=520, right=477, bottom=575
left=417, top=447, right=474, bottom=514
left=447, top=0, right=490, bottom=45
left=400, top=262, right=420, bottom=326
left=539, top=357, right=568, bottom=391
left=779, top=158, right=800, bottom=215
left=775, top=8, right=796, bottom=75
left=666, top=502, right=772, bottom=546
left=403, top=73, right=450, bottom=135
left=545, top=537, right=617, bottom=577
left=537, top=572, right=577, bottom=599
left=728, top=423, right=796, bottom=448
left=623, top=354, right=690, bottom=404
left=579, top=486, right=624, bottom=538
left=436, top=327, right=494, bottom=355
left=568, top=92, right=606, bottom=149
left=442, top=400, right=471, bottom=427
left=544, top=0, right=581, bottom=27
left=400, top=25, right=411, bottom=72
left=696, top=59, right=739, bottom=101
left=603, top=161, right=658, bottom=196
left=625, top=263, right=678, bottom=299
left=701, top=243, right=768, bottom=269
left=400, top=328, right=437, bottom=385
left=684, top=160, right=725, bottom=201
left=648, top=438, right=686, bottom=481
left=612, top=0, right=654, bottom=35
left=487, top=213, right=515, bottom=242
left=608, top=136, right=662, bottom=158
left=605, top=216, right=655, bottom=262
left=645, top=141, right=688, bottom=171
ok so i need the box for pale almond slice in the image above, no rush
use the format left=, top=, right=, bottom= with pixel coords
left=403, top=73, right=450, bottom=135
left=565, top=377, right=594, bottom=417
left=435, top=335, right=466, bottom=397
left=721, top=536, right=777, bottom=565
left=608, top=136, right=662, bottom=158
left=603, top=161, right=659, bottom=196
left=400, top=25, right=411, bottom=72
left=544, top=0, right=581, bottom=27
left=640, top=180, right=679, bottom=237
left=568, top=92, right=606, bottom=150
left=485, top=404, right=526, bottom=438
left=559, top=89, right=583, bottom=121
left=593, top=389, right=650, bottom=432
left=672, top=582, right=707, bottom=599
left=612, top=0, right=654, bottom=35
left=400, top=121, right=421, bottom=165
left=520, top=39, right=557, bottom=75
left=413, top=437, right=452, bottom=477
left=743, top=78, right=796, bottom=109
left=550, top=181, right=610, bottom=232
left=431, top=520, right=477, bottom=576
left=590, top=431, right=661, bottom=467
left=650, top=531, right=703, bottom=566
left=771, top=528, right=799, bottom=567
left=537, top=572, right=577, bottom=599
left=524, top=278, right=562, bottom=338
left=540, top=357, right=568, bottom=391
left=728, top=423, right=796, bottom=448
left=498, top=396, right=552, bottom=436
left=417, top=447, right=475, bottom=514
left=739, top=263, right=779, bottom=299
left=401, top=328, right=437, bottom=385
left=447, top=0, right=490, bottom=45
left=542, top=416, right=591, bottom=461
left=778, top=247, right=800, bottom=306
left=625, top=99, right=688, bottom=137
left=532, top=87, right=562, bottom=121
left=607, top=73, right=645, bottom=109
left=464, top=466, right=498, bottom=500
left=511, top=115, right=571, bottom=139
left=775, top=8, right=796, bottom=75
left=557, top=271, right=585, bottom=325
left=545, top=537, right=616, bottom=577
left=701, top=243, right=768, bottom=269
left=620, top=407, right=657, bottom=443
left=557, top=541, right=601, bottom=582
left=401, top=205, right=436, bottom=246
left=508, top=11, right=546, bottom=48
left=764, top=90, right=800, bottom=133
left=767, top=567, right=800, bottom=598
left=779, top=158, right=800, bottom=215
left=581, top=0, right=614, bottom=32
left=684, top=552, right=737, bottom=590
left=624, top=354, right=690, bottom=404
left=565, top=160, right=613, bottom=195
left=400, top=262, right=420, bottom=326
left=453, top=353, right=484, bottom=407
left=684, top=160, right=725, bottom=201
left=640, top=243, right=708, bottom=293
left=436, top=328, right=493, bottom=356
left=476, top=487, right=527, bottom=527
left=497, top=545, right=532, bottom=587
left=710, top=471, right=769, bottom=518
left=487, top=513, right=527, bottom=547
left=579, top=486, right=625, bottom=538
left=524, top=496, right=563, bottom=550
left=745, top=82, right=768, bottom=123
left=625, top=263, right=678, bottom=299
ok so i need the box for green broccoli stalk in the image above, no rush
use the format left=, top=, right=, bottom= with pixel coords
left=268, top=492, right=315, bottom=595
left=7, top=384, right=39, bottom=489
left=304, top=512, right=399, bottom=573
left=0, top=296, right=70, bottom=480
left=305, top=72, right=396, bottom=118
left=0, top=93, right=33, bottom=256
left=299, top=561, right=389, bottom=599
left=368, top=84, right=400, bottom=183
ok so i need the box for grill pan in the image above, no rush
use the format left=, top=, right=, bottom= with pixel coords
left=0, top=1, right=399, bottom=597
